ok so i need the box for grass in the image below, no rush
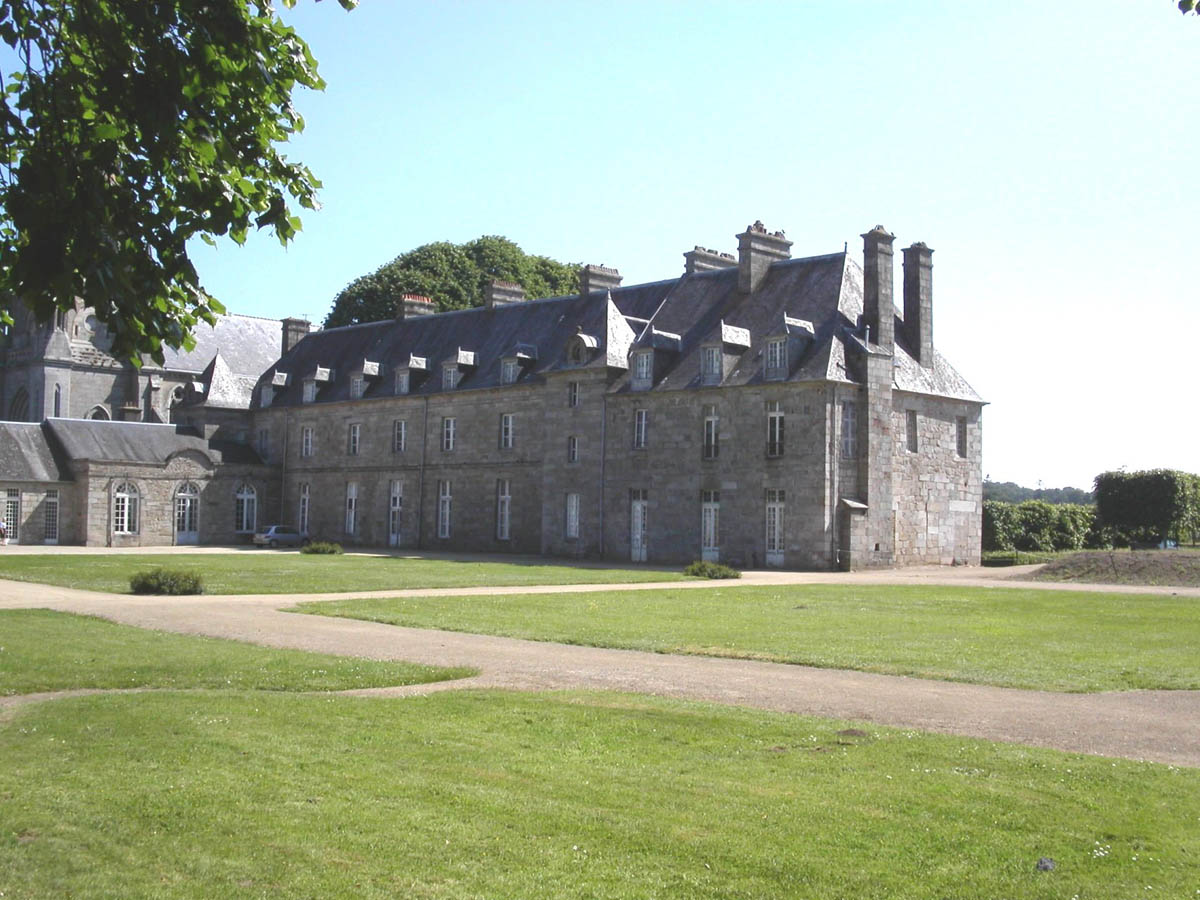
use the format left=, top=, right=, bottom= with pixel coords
left=2, top=689, right=1196, bottom=898
left=0, top=553, right=687, bottom=594
left=297, top=584, right=1200, bottom=692
left=0, top=609, right=473, bottom=696
left=1033, top=549, right=1200, bottom=587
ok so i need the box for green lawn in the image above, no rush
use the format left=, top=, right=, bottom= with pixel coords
left=0, top=609, right=473, bottom=696
left=2, top=690, right=1196, bottom=899
left=0, top=552, right=687, bottom=594
left=298, top=584, right=1200, bottom=692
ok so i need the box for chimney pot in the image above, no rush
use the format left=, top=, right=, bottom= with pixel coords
left=484, top=279, right=526, bottom=309
left=684, top=246, right=737, bottom=274
left=736, top=222, right=792, bottom=293
left=580, top=264, right=622, bottom=297
left=396, top=294, right=436, bottom=319
left=281, top=317, right=311, bottom=356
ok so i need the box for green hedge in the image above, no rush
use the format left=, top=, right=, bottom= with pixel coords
left=684, top=560, right=741, bottom=579
left=300, top=541, right=343, bottom=555
left=1094, top=469, right=1200, bottom=546
left=982, top=501, right=1102, bottom=552
left=129, top=569, right=204, bottom=595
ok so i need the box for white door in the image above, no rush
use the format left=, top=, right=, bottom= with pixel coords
left=765, top=490, right=785, bottom=567
left=630, top=499, right=648, bottom=562
left=388, top=480, right=403, bottom=547
left=701, top=493, right=719, bottom=563
left=174, top=483, right=199, bottom=545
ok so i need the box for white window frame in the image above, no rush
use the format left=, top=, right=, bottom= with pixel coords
left=302, top=380, right=316, bottom=404
left=633, top=350, right=653, bottom=388
left=496, top=478, right=511, bottom=541
left=344, top=482, right=358, bottom=535
left=298, top=482, right=310, bottom=535
left=347, top=422, right=360, bottom=456
left=565, top=492, right=580, bottom=539
left=395, top=370, right=410, bottom=395
left=633, top=408, right=647, bottom=449
left=765, top=489, right=785, bottom=563
left=443, top=363, right=461, bottom=390
left=389, top=479, right=403, bottom=542
left=567, top=435, right=578, bottom=463
left=499, top=413, right=514, bottom=450
left=442, top=416, right=456, bottom=451
left=703, top=405, right=719, bottom=460
left=767, top=401, right=784, bottom=457
left=393, top=419, right=407, bottom=453
left=113, top=482, right=139, bottom=535
left=234, top=482, right=257, bottom=534
left=765, top=337, right=787, bottom=379
left=4, top=488, right=20, bottom=541
left=567, top=381, right=579, bottom=408
left=350, top=375, right=364, bottom=400
left=701, top=490, right=720, bottom=560
left=301, top=425, right=313, bottom=458
left=501, top=358, right=519, bottom=385
left=906, top=409, right=919, bottom=453
left=437, top=480, right=452, bottom=539
left=43, top=489, right=59, bottom=544
left=840, top=401, right=858, bottom=459
left=700, top=345, right=722, bottom=386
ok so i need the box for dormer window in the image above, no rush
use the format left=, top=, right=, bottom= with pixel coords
left=443, top=363, right=462, bottom=390
left=565, top=333, right=598, bottom=368
left=302, top=381, right=316, bottom=404
left=395, top=370, right=410, bottom=395
left=569, top=342, right=585, bottom=365
left=700, top=345, right=722, bottom=386
left=501, top=358, right=519, bottom=385
left=261, top=386, right=274, bottom=408
left=632, top=350, right=653, bottom=390
left=350, top=375, right=364, bottom=400
left=765, top=337, right=787, bottom=380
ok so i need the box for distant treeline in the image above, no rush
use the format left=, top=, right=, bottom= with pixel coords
left=983, top=480, right=1094, bottom=505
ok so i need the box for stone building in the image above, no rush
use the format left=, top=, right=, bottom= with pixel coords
left=0, top=223, right=983, bottom=567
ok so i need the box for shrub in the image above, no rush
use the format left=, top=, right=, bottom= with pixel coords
left=129, top=569, right=204, bottom=595
left=982, top=501, right=1096, bottom=552
left=301, top=541, right=343, bottom=555
left=684, top=560, right=741, bottom=579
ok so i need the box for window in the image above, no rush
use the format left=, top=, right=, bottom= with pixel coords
left=443, top=363, right=461, bottom=390
left=261, top=385, right=274, bottom=408
left=633, top=409, right=647, bottom=449
left=956, top=416, right=968, bottom=458
left=565, top=492, right=580, bottom=539
left=567, top=435, right=579, bottom=463
left=703, top=405, right=719, bottom=459
left=568, top=340, right=586, bottom=366
left=53, top=384, right=61, bottom=417
left=442, top=417, right=456, bottom=451
left=633, top=350, right=653, bottom=388
left=302, top=380, right=316, bottom=403
left=766, top=401, right=784, bottom=457
left=298, top=483, right=310, bottom=535
left=701, top=345, right=722, bottom=385
left=389, top=480, right=403, bottom=542
left=499, top=413, right=514, bottom=449
left=257, top=427, right=269, bottom=460
left=496, top=479, right=511, bottom=540
left=567, top=381, right=579, bottom=408
left=392, top=419, right=407, bottom=453
left=301, top=426, right=313, bottom=458
left=234, top=483, right=257, bottom=533
left=765, top=338, right=787, bottom=379
left=501, top=358, right=519, bottom=385
left=840, top=401, right=857, bottom=459
left=437, top=480, right=452, bottom=538
left=395, top=370, right=410, bottom=395
left=906, top=410, right=919, bottom=453
left=113, top=482, right=138, bottom=535
left=43, top=489, right=59, bottom=543
left=350, top=375, right=364, bottom=400
left=701, top=490, right=720, bottom=558
left=765, top=489, right=785, bottom=560
left=347, top=423, right=360, bottom=456
left=344, top=482, right=358, bottom=534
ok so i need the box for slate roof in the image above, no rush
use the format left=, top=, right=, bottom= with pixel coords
left=159, top=313, right=281, bottom=377
left=0, top=422, right=71, bottom=482
left=44, top=419, right=262, bottom=465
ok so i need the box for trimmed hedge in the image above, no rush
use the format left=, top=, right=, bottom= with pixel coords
left=129, top=569, right=204, bottom=595
left=982, top=501, right=1102, bottom=552
left=300, top=541, right=343, bottom=555
left=684, top=560, right=741, bottom=579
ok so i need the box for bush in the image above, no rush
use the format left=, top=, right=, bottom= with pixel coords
left=129, top=569, right=204, bottom=595
left=684, top=560, right=741, bottom=579
left=301, top=541, right=343, bottom=555
left=982, top=501, right=1096, bottom=552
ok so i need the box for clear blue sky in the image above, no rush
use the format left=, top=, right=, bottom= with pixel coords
left=186, top=1, right=1198, bottom=491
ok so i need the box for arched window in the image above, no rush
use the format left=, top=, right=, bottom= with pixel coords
left=8, top=387, right=29, bottom=421
left=87, top=405, right=109, bottom=421
left=113, top=482, right=139, bottom=534
left=53, top=384, right=62, bottom=418
left=234, top=482, right=257, bottom=533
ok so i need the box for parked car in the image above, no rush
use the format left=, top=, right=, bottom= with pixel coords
left=252, top=525, right=307, bottom=548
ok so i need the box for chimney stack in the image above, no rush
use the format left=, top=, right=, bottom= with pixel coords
left=684, top=246, right=737, bottom=275
left=861, top=225, right=895, bottom=352
left=736, top=221, right=792, bottom=293
left=484, top=279, right=526, bottom=309
left=396, top=294, right=436, bottom=319
left=281, top=317, right=311, bottom=356
left=579, top=264, right=622, bottom=297
left=902, top=242, right=934, bottom=367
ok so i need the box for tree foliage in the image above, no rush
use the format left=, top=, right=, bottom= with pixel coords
left=1093, top=469, right=1200, bottom=545
left=983, top=480, right=1094, bottom=505
left=324, top=235, right=581, bottom=328
left=982, top=500, right=1100, bottom=552
left=0, top=0, right=354, bottom=362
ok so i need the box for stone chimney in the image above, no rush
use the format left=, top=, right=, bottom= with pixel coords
left=281, top=317, right=310, bottom=356
left=736, top=221, right=792, bottom=293
left=861, top=225, right=895, bottom=352
left=484, top=279, right=526, bottom=309
left=396, top=294, right=436, bottom=319
left=902, top=242, right=934, bottom=367
left=579, top=264, right=622, bottom=297
left=684, top=246, right=737, bottom=275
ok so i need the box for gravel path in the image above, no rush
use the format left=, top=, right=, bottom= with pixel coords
left=2, top=565, right=1198, bottom=767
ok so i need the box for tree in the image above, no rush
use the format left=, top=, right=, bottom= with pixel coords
left=0, top=0, right=355, bottom=363
left=324, top=235, right=580, bottom=327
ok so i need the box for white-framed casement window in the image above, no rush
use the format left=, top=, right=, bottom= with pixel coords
left=632, top=350, right=653, bottom=389
left=302, top=380, right=316, bottom=403
left=234, top=482, right=257, bottom=533
left=956, top=416, right=968, bottom=458
left=443, top=363, right=461, bottom=390
left=112, top=482, right=139, bottom=535
left=344, top=482, right=358, bottom=535
left=389, top=479, right=403, bottom=544
left=567, top=381, right=579, bottom=408
left=437, top=480, right=452, bottom=538
left=700, top=345, right=722, bottom=386
left=395, top=370, right=410, bottom=395
left=906, top=409, right=919, bottom=453
left=350, top=375, right=364, bottom=400
left=701, top=490, right=720, bottom=561
left=765, top=489, right=785, bottom=565
left=499, top=413, right=514, bottom=449
left=565, top=492, right=580, bottom=539
left=495, top=478, right=511, bottom=540
left=501, top=358, right=519, bottom=385
left=702, top=405, right=719, bottom=460
left=347, top=422, right=361, bottom=456
left=392, top=419, right=406, bottom=453
left=43, top=489, right=59, bottom=544
left=567, top=435, right=579, bottom=463
left=301, top=425, right=313, bottom=458
left=257, top=427, right=269, bottom=460
left=840, top=401, right=858, bottom=459
left=766, top=401, right=784, bottom=457
left=298, top=482, right=310, bottom=535
left=442, top=416, right=456, bottom=451
left=765, top=337, right=787, bottom=380
left=633, top=408, right=648, bottom=449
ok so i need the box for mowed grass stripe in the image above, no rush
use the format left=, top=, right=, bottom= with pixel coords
left=298, top=584, right=1200, bottom=692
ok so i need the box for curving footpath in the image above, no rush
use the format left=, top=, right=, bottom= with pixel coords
left=1, top=565, right=1198, bottom=768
